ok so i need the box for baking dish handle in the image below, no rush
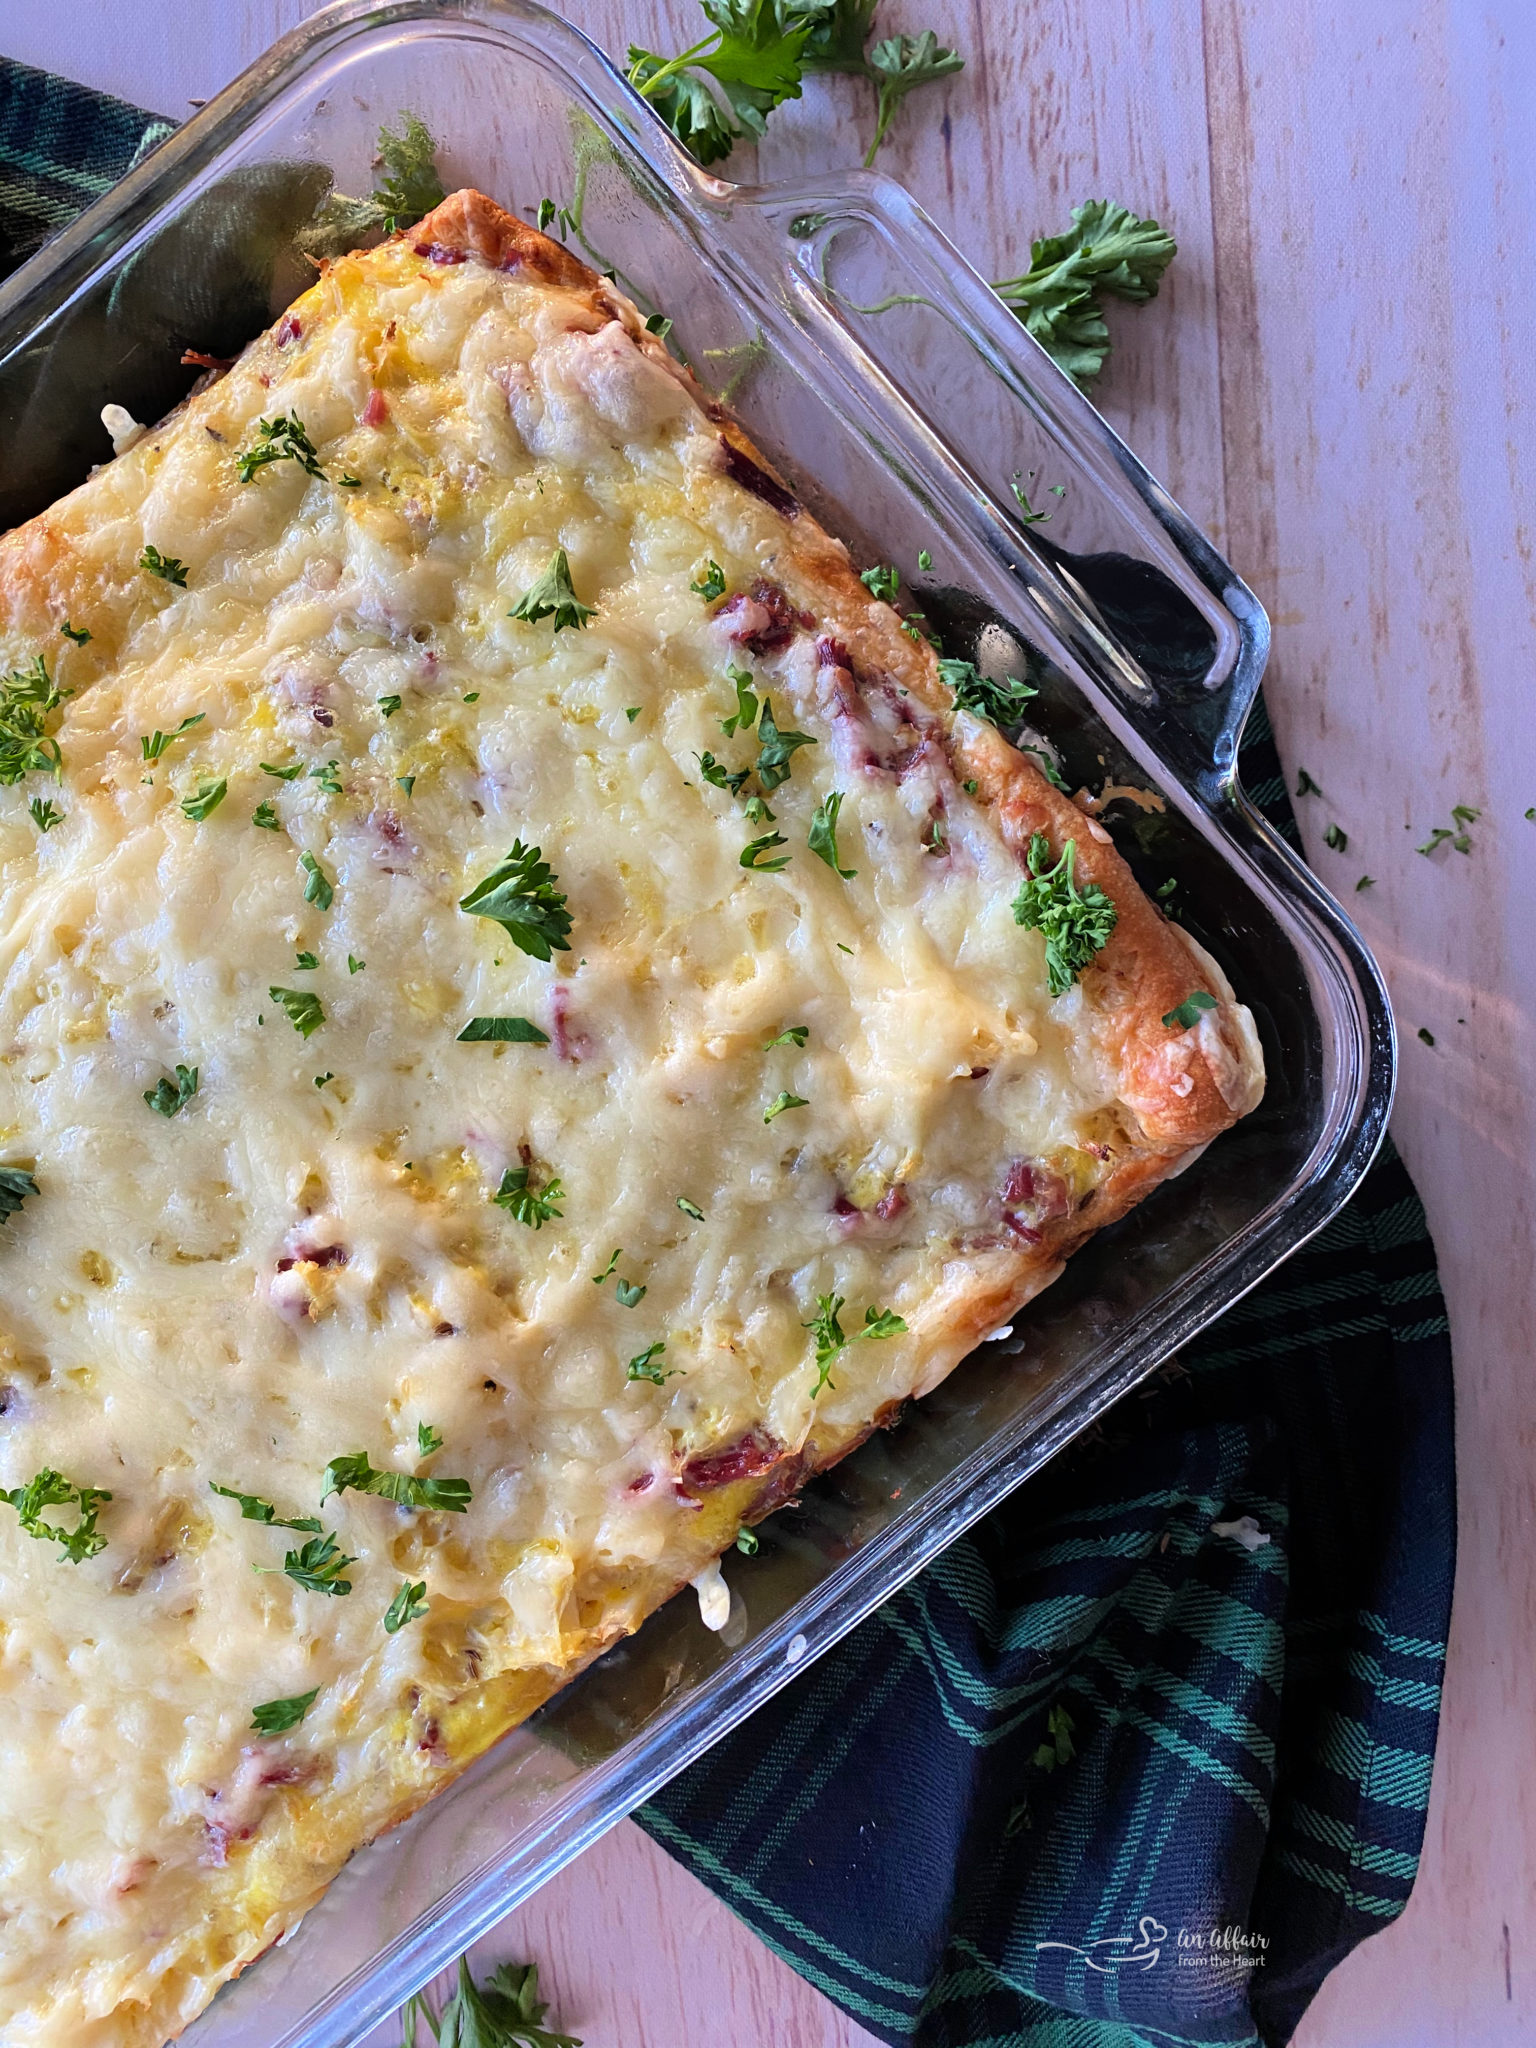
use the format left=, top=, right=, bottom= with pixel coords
left=710, top=178, right=1270, bottom=805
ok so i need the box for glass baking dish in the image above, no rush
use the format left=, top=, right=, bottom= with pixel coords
left=0, top=4, right=1394, bottom=2041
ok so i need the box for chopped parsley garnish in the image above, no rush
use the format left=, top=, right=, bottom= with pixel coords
left=457, top=1016, right=550, bottom=1044
left=463, top=692, right=480, bottom=704
left=591, top=1249, right=622, bottom=1284
left=209, top=1481, right=322, bottom=1532
left=252, top=800, right=280, bottom=830
left=1, top=1468, right=111, bottom=1562
left=1295, top=767, right=1322, bottom=797
left=299, top=850, right=335, bottom=909
left=735, top=1525, right=759, bottom=1554
left=28, top=797, right=62, bottom=832
left=269, top=986, right=325, bottom=1036
left=754, top=697, right=816, bottom=791
left=962, top=778, right=978, bottom=795
left=144, top=1063, right=199, bottom=1116
left=0, top=654, right=66, bottom=784
left=493, top=1164, right=565, bottom=1228
left=251, top=1688, right=319, bottom=1733
left=261, top=760, right=304, bottom=780
left=698, top=750, right=750, bottom=794
left=1418, top=805, right=1481, bottom=856
left=802, top=1293, right=907, bottom=1396
left=937, top=655, right=1037, bottom=728
left=60, top=621, right=92, bottom=645
left=349, top=955, right=366, bottom=973
left=397, top=774, right=416, bottom=796
left=917, top=549, right=934, bottom=572
left=1011, top=833, right=1117, bottom=996
left=676, top=1196, right=706, bottom=1220
left=180, top=778, right=227, bottom=821
left=314, top=1071, right=334, bottom=1089
left=860, top=563, right=900, bottom=604
left=1154, top=876, right=1178, bottom=901
left=720, top=663, right=759, bottom=736
left=743, top=795, right=774, bottom=824
left=992, top=201, right=1176, bottom=389
left=295, top=950, right=319, bottom=970
left=625, top=706, right=641, bottom=722
left=763, top=1025, right=808, bottom=1048
left=510, top=549, right=594, bottom=631
left=385, top=1580, right=429, bottom=1633
left=626, top=1340, right=675, bottom=1384
left=1009, top=473, right=1063, bottom=525
left=764, top=1090, right=808, bottom=1123
left=1021, top=742, right=1068, bottom=791
left=0, top=1164, right=39, bottom=1223
left=692, top=560, right=727, bottom=601
left=460, top=841, right=572, bottom=959
left=1356, top=874, right=1376, bottom=892
left=236, top=412, right=331, bottom=484
left=310, top=759, right=343, bottom=795
left=321, top=1451, right=472, bottom=1513
left=1323, top=822, right=1348, bottom=852
left=377, top=694, right=402, bottom=718
left=741, top=831, right=790, bottom=871
left=614, top=1277, right=647, bottom=1309
left=808, top=789, right=857, bottom=877
left=257, top=1530, right=356, bottom=1595
left=1162, top=991, right=1217, bottom=1031
left=139, top=545, right=189, bottom=586
left=140, top=712, right=206, bottom=761
left=418, top=1423, right=444, bottom=1457
left=1418, top=1027, right=1435, bottom=1046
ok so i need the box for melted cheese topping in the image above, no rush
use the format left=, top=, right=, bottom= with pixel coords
left=0, top=241, right=1157, bottom=2043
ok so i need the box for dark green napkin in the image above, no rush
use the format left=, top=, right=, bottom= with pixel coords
left=0, top=54, right=1454, bottom=2048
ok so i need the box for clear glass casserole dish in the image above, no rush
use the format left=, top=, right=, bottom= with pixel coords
left=0, top=4, right=1395, bottom=2041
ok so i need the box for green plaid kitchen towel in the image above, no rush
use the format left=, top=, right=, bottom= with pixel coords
left=0, top=55, right=1455, bottom=2048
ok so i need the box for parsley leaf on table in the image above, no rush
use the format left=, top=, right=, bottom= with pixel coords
left=403, top=1955, right=582, bottom=2048
left=992, top=201, right=1176, bottom=387
left=865, top=31, right=964, bottom=163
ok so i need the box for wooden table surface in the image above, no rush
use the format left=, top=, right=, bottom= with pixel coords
left=7, top=2, right=1533, bottom=2042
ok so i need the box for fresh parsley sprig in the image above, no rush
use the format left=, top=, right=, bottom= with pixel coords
left=510, top=549, right=594, bottom=631
left=863, top=31, right=964, bottom=163
left=140, top=545, right=189, bottom=586
left=1011, top=833, right=1118, bottom=996
left=140, top=712, right=206, bottom=762
left=937, top=655, right=1037, bottom=730
left=1, top=1468, right=111, bottom=1562
left=209, top=1481, right=323, bottom=1533
left=0, top=655, right=66, bottom=784
left=992, top=201, right=1176, bottom=388
left=257, top=1530, right=357, bottom=1596
left=401, top=1955, right=582, bottom=2048
left=493, top=1164, right=565, bottom=1229
left=802, top=1292, right=906, bottom=1395
left=237, top=412, right=358, bottom=489
left=270, top=986, right=326, bottom=1036
left=385, top=1580, right=430, bottom=1633
left=461, top=842, right=573, bottom=959
left=144, top=1064, right=199, bottom=1117
left=321, top=1450, right=472, bottom=1514
left=0, top=1164, right=38, bottom=1223
left=808, top=789, right=856, bottom=877
left=627, top=0, right=822, bottom=168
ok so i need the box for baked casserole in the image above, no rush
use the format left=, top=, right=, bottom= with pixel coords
left=0, top=191, right=1262, bottom=2045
